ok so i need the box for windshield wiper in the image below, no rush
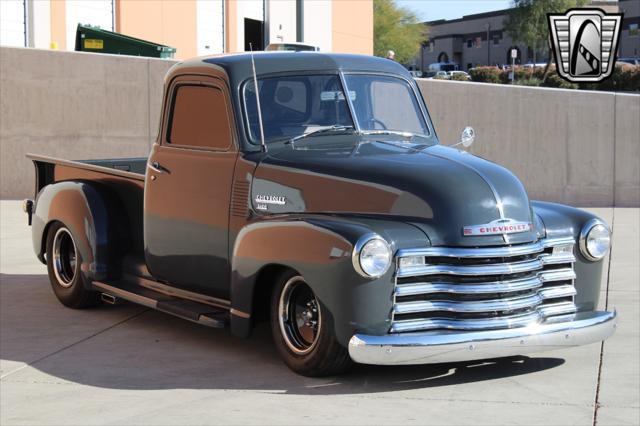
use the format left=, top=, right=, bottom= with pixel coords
left=285, top=125, right=355, bottom=145
left=359, top=129, right=428, bottom=140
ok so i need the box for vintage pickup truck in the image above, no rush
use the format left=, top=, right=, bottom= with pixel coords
left=24, top=53, right=616, bottom=376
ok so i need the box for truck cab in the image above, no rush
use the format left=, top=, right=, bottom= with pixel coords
left=25, top=53, right=616, bottom=376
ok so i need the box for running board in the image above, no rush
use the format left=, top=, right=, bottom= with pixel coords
left=93, top=280, right=228, bottom=328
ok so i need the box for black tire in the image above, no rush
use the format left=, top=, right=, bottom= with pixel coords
left=270, top=270, right=352, bottom=376
left=46, top=222, right=101, bottom=309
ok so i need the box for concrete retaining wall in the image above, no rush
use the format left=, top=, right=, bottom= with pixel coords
left=416, top=79, right=639, bottom=207
left=1, top=46, right=638, bottom=206
left=0, top=47, right=176, bottom=199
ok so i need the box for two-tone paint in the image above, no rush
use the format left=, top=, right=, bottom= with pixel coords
left=26, top=52, right=613, bottom=357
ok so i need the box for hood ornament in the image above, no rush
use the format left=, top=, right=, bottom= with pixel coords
left=463, top=218, right=532, bottom=236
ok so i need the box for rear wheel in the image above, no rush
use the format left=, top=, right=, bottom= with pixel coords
left=270, top=271, right=352, bottom=376
left=46, top=222, right=100, bottom=308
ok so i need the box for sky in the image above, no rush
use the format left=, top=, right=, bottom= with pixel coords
left=396, top=0, right=513, bottom=22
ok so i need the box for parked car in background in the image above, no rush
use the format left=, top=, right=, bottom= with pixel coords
left=265, top=42, right=319, bottom=52
left=618, top=57, right=640, bottom=66
left=523, top=62, right=547, bottom=69
left=447, top=70, right=471, bottom=81
left=424, top=70, right=450, bottom=79
left=409, top=70, right=423, bottom=78
left=23, top=52, right=617, bottom=377
left=427, top=62, right=459, bottom=72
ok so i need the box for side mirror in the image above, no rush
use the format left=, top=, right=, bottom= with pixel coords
left=459, top=126, right=475, bottom=148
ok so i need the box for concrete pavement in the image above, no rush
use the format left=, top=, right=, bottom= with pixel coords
left=1, top=200, right=638, bottom=425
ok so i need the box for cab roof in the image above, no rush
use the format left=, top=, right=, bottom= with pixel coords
left=170, top=52, right=412, bottom=85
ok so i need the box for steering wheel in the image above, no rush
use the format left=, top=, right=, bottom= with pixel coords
left=369, top=118, right=388, bottom=130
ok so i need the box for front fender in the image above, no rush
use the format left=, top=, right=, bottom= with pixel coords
left=533, top=200, right=609, bottom=311
left=32, top=181, right=128, bottom=285
left=230, top=216, right=429, bottom=345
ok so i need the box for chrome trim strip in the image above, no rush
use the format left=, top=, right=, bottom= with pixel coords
left=538, top=302, right=578, bottom=317
left=539, top=285, right=577, bottom=300
left=92, top=281, right=158, bottom=309
left=394, top=269, right=576, bottom=296
left=339, top=71, right=361, bottom=133
left=397, top=258, right=544, bottom=278
left=397, top=252, right=575, bottom=278
left=393, top=293, right=543, bottom=315
left=540, top=268, right=577, bottom=282
left=230, top=308, right=251, bottom=319
left=397, top=237, right=575, bottom=259
left=396, top=276, right=542, bottom=296
left=390, top=311, right=543, bottom=333
left=131, top=274, right=231, bottom=309
left=541, top=252, right=576, bottom=265
left=350, top=310, right=617, bottom=365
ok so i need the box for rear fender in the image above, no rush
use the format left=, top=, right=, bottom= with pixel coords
left=32, top=181, right=128, bottom=286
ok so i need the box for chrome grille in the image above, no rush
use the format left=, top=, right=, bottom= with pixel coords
left=391, top=237, right=577, bottom=333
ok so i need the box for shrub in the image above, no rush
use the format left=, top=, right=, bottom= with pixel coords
left=608, top=64, right=640, bottom=92
left=497, top=66, right=535, bottom=84
left=450, top=73, right=470, bottom=81
left=469, top=67, right=501, bottom=83
left=532, top=66, right=547, bottom=80
left=463, top=63, right=640, bottom=92
left=542, top=71, right=579, bottom=90
left=515, top=78, right=542, bottom=87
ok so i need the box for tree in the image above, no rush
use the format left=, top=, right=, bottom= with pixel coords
left=504, top=0, right=588, bottom=80
left=374, top=0, right=427, bottom=65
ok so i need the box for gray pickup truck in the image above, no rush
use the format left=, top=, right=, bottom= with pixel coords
left=24, top=53, right=616, bottom=376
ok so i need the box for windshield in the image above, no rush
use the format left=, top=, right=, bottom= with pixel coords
left=244, top=74, right=354, bottom=144
left=344, top=74, right=430, bottom=136
left=243, top=73, right=430, bottom=144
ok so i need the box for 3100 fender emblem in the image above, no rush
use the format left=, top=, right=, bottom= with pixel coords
left=255, top=194, right=286, bottom=205
left=255, top=194, right=286, bottom=211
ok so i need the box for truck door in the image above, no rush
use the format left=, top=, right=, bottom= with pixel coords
left=144, top=75, right=237, bottom=299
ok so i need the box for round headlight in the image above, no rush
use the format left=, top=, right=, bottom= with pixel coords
left=580, top=219, right=611, bottom=261
left=353, top=236, right=392, bottom=278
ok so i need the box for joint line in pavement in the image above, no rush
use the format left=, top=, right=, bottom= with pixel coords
left=0, top=308, right=149, bottom=381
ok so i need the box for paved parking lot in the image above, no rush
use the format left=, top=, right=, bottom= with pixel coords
left=1, top=200, right=638, bottom=425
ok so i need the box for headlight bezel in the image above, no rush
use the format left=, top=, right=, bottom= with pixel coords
left=352, top=234, right=393, bottom=278
left=579, top=218, right=611, bottom=262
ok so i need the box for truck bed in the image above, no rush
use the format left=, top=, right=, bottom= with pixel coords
left=27, top=154, right=147, bottom=192
left=27, top=154, right=147, bottom=255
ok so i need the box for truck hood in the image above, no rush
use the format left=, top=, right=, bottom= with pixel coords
left=252, top=139, right=541, bottom=246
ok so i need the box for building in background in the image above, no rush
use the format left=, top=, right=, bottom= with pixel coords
left=0, top=0, right=373, bottom=58
left=619, top=0, right=640, bottom=57
left=418, top=1, right=621, bottom=72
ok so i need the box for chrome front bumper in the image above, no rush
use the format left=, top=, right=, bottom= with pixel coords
left=348, top=310, right=617, bottom=365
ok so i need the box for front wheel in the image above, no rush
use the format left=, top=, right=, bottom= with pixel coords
left=270, top=271, right=352, bottom=376
left=46, top=222, right=101, bottom=309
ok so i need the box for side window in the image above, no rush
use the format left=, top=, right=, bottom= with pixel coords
left=168, top=85, right=232, bottom=150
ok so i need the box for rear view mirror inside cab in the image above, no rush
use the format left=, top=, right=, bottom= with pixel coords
left=321, top=91, right=356, bottom=101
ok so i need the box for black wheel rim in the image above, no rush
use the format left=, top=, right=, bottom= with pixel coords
left=52, top=227, right=77, bottom=287
left=278, top=277, right=321, bottom=355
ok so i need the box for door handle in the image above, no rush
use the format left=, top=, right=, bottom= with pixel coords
left=147, top=161, right=165, bottom=174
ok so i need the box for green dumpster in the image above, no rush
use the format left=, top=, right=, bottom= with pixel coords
left=74, top=24, right=176, bottom=59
